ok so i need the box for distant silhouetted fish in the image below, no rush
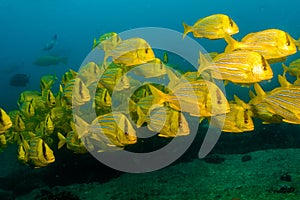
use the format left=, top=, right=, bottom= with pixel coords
left=9, top=74, right=30, bottom=87
left=33, top=55, right=68, bottom=66
left=43, top=34, right=57, bottom=51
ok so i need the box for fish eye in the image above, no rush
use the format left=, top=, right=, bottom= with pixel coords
left=145, top=48, right=148, bottom=54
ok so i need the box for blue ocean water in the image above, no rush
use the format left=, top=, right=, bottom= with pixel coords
left=1, top=0, right=299, bottom=110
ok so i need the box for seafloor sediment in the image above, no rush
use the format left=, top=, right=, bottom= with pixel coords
left=16, top=148, right=300, bottom=200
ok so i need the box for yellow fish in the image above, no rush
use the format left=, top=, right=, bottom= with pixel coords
left=133, top=58, right=167, bottom=78
left=138, top=104, right=190, bottom=138
left=44, top=89, right=56, bottom=108
left=61, top=69, right=78, bottom=86
left=92, top=32, right=121, bottom=51
left=94, top=87, right=112, bottom=115
left=107, top=38, right=155, bottom=67
left=183, top=14, right=239, bottom=39
left=98, top=66, right=130, bottom=92
left=63, top=78, right=91, bottom=107
left=17, top=91, right=41, bottom=107
left=224, top=29, right=297, bottom=61
left=74, top=113, right=137, bottom=152
left=211, top=95, right=254, bottom=133
left=282, top=61, right=300, bottom=77
left=78, top=62, right=104, bottom=87
left=57, top=131, right=87, bottom=154
left=250, top=83, right=300, bottom=124
left=40, top=74, right=57, bottom=94
left=17, top=135, right=30, bottom=163
left=28, top=137, right=55, bottom=168
left=197, top=50, right=273, bottom=84
left=9, top=111, right=26, bottom=132
left=149, top=80, right=229, bottom=117
left=19, top=100, right=35, bottom=118
left=0, top=108, right=13, bottom=133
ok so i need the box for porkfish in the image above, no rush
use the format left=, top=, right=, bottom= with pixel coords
left=28, top=137, right=55, bottom=168
left=107, top=38, right=155, bottom=67
left=282, top=61, right=300, bottom=78
left=183, top=14, right=239, bottom=39
left=197, top=50, right=273, bottom=85
left=249, top=83, right=300, bottom=124
left=148, top=79, right=230, bottom=118
left=211, top=95, right=254, bottom=133
left=137, top=104, right=190, bottom=138
left=224, top=29, right=297, bottom=62
left=74, top=112, right=137, bottom=152
left=92, top=32, right=121, bottom=51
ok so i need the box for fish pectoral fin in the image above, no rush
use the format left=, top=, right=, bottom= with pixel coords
left=57, top=132, right=66, bottom=149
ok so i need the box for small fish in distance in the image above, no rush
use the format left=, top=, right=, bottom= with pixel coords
left=9, top=74, right=30, bottom=87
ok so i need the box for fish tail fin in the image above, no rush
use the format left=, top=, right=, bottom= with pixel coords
left=282, top=63, right=288, bottom=76
left=234, top=94, right=247, bottom=108
left=60, top=57, right=68, bottom=65
left=197, top=51, right=211, bottom=77
left=166, top=68, right=181, bottom=90
left=136, top=107, right=147, bottom=128
left=182, top=22, right=192, bottom=39
left=224, top=33, right=239, bottom=52
left=249, top=90, right=256, bottom=99
left=148, top=84, right=167, bottom=105
left=57, top=132, right=66, bottom=149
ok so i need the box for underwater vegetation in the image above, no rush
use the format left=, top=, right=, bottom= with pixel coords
left=0, top=13, right=300, bottom=178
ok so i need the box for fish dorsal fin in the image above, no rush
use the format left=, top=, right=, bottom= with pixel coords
left=249, top=90, right=256, bottom=99
left=224, top=33, right=239, bottom=53
left=197, top=51, right=211, bottom=77
left=233, top=95, right=246, bottom=107
left=254, top=83, right=265, bottom=97
left=57, top=132, right=66, bottom=149
left=148, top=84, right=167, bottom=105
left=278, top=74, right=291, bottom=87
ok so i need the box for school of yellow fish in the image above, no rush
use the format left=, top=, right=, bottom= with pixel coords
left=1, top=13, right=300, bottom=168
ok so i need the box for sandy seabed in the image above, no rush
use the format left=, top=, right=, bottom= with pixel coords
left=16, top=148, right=300, bottom=200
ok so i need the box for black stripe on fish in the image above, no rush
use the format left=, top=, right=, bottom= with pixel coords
left=228, top=16, right=234, bottom=27
left=244, top=111, right=249, bottom=124
left=261, top=55, right=268, bottom=71
left=0, top=110, right=3, bottom=124
left=285, top=33, right=291, bottom=46
left=216, top=89, right=222, bottom=104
